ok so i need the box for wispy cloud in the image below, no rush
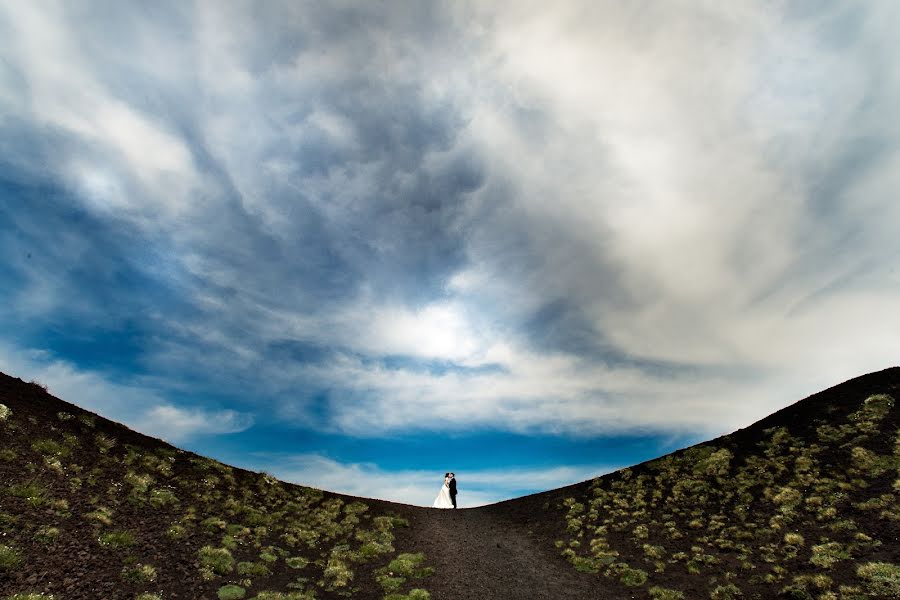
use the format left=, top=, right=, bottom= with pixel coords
left=235, top=452, right=619, bottom=508
left=0, top=341, right=253, bottom=443
left=0, top=1, right=898, bottom=471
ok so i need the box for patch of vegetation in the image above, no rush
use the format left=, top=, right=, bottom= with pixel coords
left=217, top=585, right=247, bottom=600
left=649, top=587, right=685, bottom=600
left=0, top=403, right=11, bottom=421
left=236, top=561, right=270, bottom=577
left=85, top=506, right=114, bottom=526
left=94, top=433, right=117, bottom=453
left=34, top=526, right=60, bottom=544
left=384, top=590, right=431, bottom=600
left=856, top=562, right=900, bottom=598
left=97, top=530, right=135, bottom=548
left=199, top=546, right=235, bottom=577
left=6, top=482, right=48, bottom=508
left=121, top=563, right=157, bottom=583
left=0, top=543, right=23, bottom=571
left=809, top=541, right=849, bottom=569
left=553, top=390, right=899, bottom=598
left=286, top=556, right=309, bottom=569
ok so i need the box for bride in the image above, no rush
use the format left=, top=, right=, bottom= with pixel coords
left=432, top=473, right=454, bottom=509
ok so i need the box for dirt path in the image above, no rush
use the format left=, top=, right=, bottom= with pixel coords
left=395, top=506, right=613, bottom=600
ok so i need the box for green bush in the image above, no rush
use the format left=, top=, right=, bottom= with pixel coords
left=710, top=583, right=742, bottom=599
left=149, top=488, right=179, bottom=508
left=199, top=546, right=234, bottom=575
left=0, top=543, right=23, bottom=571
left=856, top=562, right=900, bottom=598
left=385, top=590, right=431, bottom=600
left=6, top=482, right=47, bottom=507
left=98, top=531, right=135, bottom=548
left=85, top=506, right=114, bottom=526
left=0, top=404, right=11, bottom=421
left=236, top=561, right=270, bottom=577
left=34, top=526, right=60, bottom=544
left=387, top=553, right=434, bottom=578
left=810, top=542, right=849, bottom=568
left=649, top=587, right=685, bottom=600
left=121, top=563, right=157, bottom=583
left=217, top=585, right=247, bottom=600
left=619, top=567, right=648, bottom=587
left=285, top=556, right=309, bottom=569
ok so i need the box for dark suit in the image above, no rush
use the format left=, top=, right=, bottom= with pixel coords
left=449, top=477, right=457, bottom=508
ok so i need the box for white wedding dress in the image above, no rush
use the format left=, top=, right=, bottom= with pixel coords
left=432, top=478, right=454, bottom=509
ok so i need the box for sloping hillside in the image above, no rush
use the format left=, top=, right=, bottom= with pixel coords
left=0, top=373, right=436, bottom=600
left=485, top=366, right=900, bottom=599
left=2, top=368, right=899, bottom=600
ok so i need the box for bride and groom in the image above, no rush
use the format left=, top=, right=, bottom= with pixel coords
left=432, top=472, right=457, bottom=509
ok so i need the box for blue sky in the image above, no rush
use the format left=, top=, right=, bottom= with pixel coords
left=1, top=1, right=899, bottom=506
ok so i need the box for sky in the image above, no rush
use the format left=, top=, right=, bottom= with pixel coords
left=1, top=1, right=899, bottom=507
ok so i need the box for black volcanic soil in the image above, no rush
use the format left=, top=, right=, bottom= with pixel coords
left=2, top=367, right=899, bottom=600
left=394, top=507, right=602, bottom=600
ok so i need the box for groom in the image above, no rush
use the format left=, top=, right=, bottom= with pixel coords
left=449, top=472, right=457, bottom=509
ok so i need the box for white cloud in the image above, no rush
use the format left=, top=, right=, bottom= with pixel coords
left=135, top=405, right=254, bottom=443
left=1, top=0, right=898, bottom=447
left=1, top=1, right=199, bottom=220
left=0, top=341, right=253, bottom=443
left=235, top=452, right=620, bottom=507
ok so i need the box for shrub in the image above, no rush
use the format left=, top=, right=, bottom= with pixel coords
left=95, top=434, right=117, bottom=453
left=7, top=482, right=47, bottom=507
left=322, top=556, right=353, bottom=589
left=0, top=404, right=10, bottom=421
left=850, top=394, right=894, bottom=431
left=166, top=524, right=186, bottom=539
left=856, top=562, right=900, bottom=598
left=649, top=587, right=685, bottom=600
left=5, top=595, right=55, bottom=600
left=135, top=595, right=162, bottom=600
left=377, top=573, right=407, bottom=593
left=86, top=506, right=114, bottom=526
left=199, top=546, right=234, bottom=575
left=34, top=526, right=60, bottom=544
left=218, top=585, right=247, bottom=600
left=810, top=541, right=849, bottom=568
left=710, top=583, right=742, bottom=599
left=236, top=561, right=270, bottom=577
left=98, top=531, right=135, bottom=548
left=149, top=488, right=179, bottom=508
left=643, top=544, right=665, bottom=559
left=121, top=563, right=157, bottom=583
left=387, top=553, right=434, bottom=579
left=783, top=533, right=804, bottom=546
left=285, top=556, right=308, bottom=569
left=619, top=567, right=648, bottom=587
left=385, top=591, right=431, bottom=600
left=0, top=543, right=23, bottom=571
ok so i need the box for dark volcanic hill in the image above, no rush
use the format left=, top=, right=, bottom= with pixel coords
left=1, top=368, right=899, bottom=600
